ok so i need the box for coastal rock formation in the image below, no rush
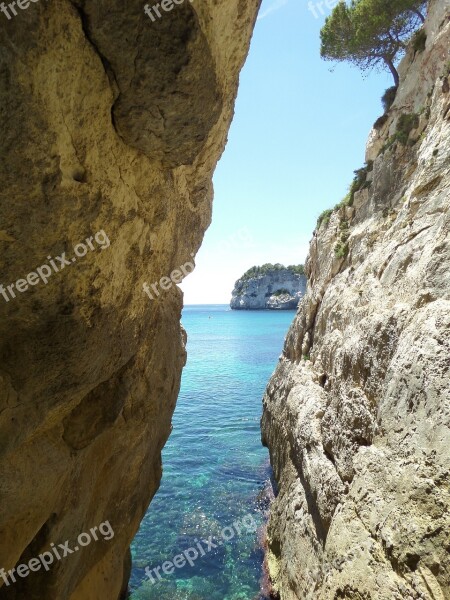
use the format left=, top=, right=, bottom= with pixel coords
left=0, top=1, right=260, bottom=599
left=231, top=264, right=307, bottom=310
left=262, top=2, right=450, bottom=598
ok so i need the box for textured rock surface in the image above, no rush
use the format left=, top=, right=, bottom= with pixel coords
left=231, top=266, right=307, bottom=310
left=266, top=293, right=302, bottom=311
left=262, top=2, right=450, bottom=598
left=0, top=1, right=260, bottom=598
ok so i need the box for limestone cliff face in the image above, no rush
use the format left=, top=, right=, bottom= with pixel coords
left=231, top=266, right=307, bottom=310
left=0, top=1, right=260, bottom=599
left=262, top=2, right=450, bottom=598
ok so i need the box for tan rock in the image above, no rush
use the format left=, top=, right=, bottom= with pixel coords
left=0, top=1, right=261, bottom=598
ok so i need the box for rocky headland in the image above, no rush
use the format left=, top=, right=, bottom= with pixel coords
left=230, top=264, right=307, bottom=310
left=261, top=1, right=450, bottom=598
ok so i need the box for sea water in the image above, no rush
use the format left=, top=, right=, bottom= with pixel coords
left=129, top=305, right=295, bottom=600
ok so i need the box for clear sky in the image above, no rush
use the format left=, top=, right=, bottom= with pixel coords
left=180, top=0, right=392, bottom=304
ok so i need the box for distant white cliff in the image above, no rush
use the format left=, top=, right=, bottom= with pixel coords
left=230, top=264, right=307, bottom=310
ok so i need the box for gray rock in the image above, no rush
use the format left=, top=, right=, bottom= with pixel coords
left=231, top=265, right=307, bottom=310
left=262, top=2, right=450, bottom=597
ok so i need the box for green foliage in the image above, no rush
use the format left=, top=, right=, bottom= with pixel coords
left=320, top=0, right=426, bottom=85
left=317, top=209, right=334, bottom=229
left=339, top=220, right=350, bottom=233
left=381, top=111, right=419, bottom=152
left=442, top=60, right=450, bottom=78
left=239, top=263, right=305, bottom=282
left=374, top=113, right=389, bottom=130
left=382, top=86, right=398, bottom=112
left=396, top=112, right=420, bottom=144
left=374, top=86, right=397, bottom=131
left=340, top=192, right=353, bottom=208
left=334, top=240, right=349, bottom=259
left=315, top=161, right=375, bottom=260
left=335, top=220, right=350, bottom=258
left=240, top=264, right=283, bottom=281
left=380, top=137, right=395, bottom=154
left=339, top=164, right=372, bottom=210
left=412, top=28, right=427, bottom=53
left=332, top=211, right=352, bottom=260
left=272, top=288, right=290, bottom=296
left=351, top=166, right=370, bottom=197
left=317, top=161, right=372, bottom=231
left=287, top=264, right=306, bottom=275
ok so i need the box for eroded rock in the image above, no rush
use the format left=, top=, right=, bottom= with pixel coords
left=0, top=1, right=261, bottom=598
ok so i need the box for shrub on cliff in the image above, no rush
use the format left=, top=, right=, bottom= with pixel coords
left=396, top=112, right=420, bottom=144
left=380, top=111, right=420, bottom=152
left=287, top=264, right=305, bottom=275
left=320, top=0, right=427, bottom=86
left=412, top=28, right=427, bottom=54
left=317, top=209, right=334, bottom=229
left=334, top=240, right=349, bottom=258
left=239, top=264, right=305, bottom=282
left=382, top=86, right=398, bottom=112
left=373, top=86, right=398, bottom=131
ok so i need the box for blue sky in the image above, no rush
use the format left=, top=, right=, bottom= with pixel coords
left=181, top=0, right=392, bottom=304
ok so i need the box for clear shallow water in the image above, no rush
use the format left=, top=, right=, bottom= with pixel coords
left=130, top=305, right=295, bottom=600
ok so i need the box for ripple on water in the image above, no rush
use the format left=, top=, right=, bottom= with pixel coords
left=130, top=306, right=295, bottom=599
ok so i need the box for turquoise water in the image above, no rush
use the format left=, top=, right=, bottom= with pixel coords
left=129, top=305, right=294, bottom=600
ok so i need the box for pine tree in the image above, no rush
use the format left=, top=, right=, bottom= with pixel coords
left=320, top=0, right=427, bottom=86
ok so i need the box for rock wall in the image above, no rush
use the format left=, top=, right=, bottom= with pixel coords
left=262, top=2, right=450, bottom=598
left=231, top=267, right=307, bottom=310
left=0, top=1, right=260, bottom=598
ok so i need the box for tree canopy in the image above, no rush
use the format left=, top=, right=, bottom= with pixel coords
left=239, top=264, right=305, bottom=282
left=320, top=0, right=427, bottom=86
